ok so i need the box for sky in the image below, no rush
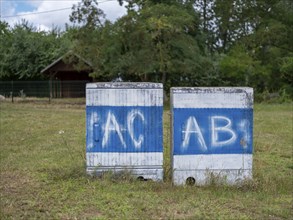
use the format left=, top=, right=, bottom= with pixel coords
left=0, top=0, right=127, bottom=31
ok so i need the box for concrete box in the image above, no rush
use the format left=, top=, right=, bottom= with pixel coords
left=86, top=83, right=163, bottom=181
left=171, top=87, right=253, bottom=185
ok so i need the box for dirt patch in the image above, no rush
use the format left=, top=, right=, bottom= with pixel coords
left=0, top=171, right=39, bottom=197
left=80, top=207, right=103, bottom=219
left=0, top=171, right=43, bottom=218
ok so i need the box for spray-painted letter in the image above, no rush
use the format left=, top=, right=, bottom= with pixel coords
left=182, top=116, right=207, bottom=151
left=238, top=119, right=250, bottom=149
left=211, top=116, right=236, bottom=147
left=127, top=110, right=145, bottom=149
left=87, top=112, right=98, bottom=149
left=102, top=112, right=126, bottom=148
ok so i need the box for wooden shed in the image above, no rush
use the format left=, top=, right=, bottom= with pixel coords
left=41, top=53, right=93, bottom=98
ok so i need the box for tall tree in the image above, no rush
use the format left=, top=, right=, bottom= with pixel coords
left=69, top=0, right=109, bottom=80
left=0, top=20, right=70, bottom=80
left=108, top=2, right=215, bottom=89
left=71, top=0, right=217, bottom=89
left=0, top=21, right=13, bottom=79
left=219, top=0, right=293, bottom=94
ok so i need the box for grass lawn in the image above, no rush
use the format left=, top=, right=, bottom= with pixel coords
left=0, top=101, right=292, bottom=219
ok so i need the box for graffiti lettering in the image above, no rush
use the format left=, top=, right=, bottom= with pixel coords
left=182, top=116, right=207, bottom=151
left=97, top=110, right=146, bottom=148
left=102, top=112, right=126, bottom=148
left=211, top=116, right=236, bottom=147
left=181, top=115, right=237, bottom=150
left=127, top=110, right=145, bottom=149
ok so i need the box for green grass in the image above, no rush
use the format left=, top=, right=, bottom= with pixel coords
left=0, top=101, right=292, bottom=219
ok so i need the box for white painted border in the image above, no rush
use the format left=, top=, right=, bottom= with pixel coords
left=86, top=89, right=163, bottom=106
left=171, top=87, right=253, bottom=109
left=86, top=152, right=163, bottom=167
left=86, top=82, right=163, bottom=89
left=173, top=154, right=252, bottom=170
left=87, top=167, right=163, bottom=181
left=173, top=169, right=252, bottom=185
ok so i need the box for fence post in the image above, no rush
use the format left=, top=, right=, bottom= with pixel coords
left=11, top=80, right=14, bottom=103
left=48, top=80, right=51, bottom=103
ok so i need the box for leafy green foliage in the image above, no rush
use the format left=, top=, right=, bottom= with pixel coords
left=70, top=0, right=105, bottom=28
left=0, top=20, right=70, bottom=80
left=0, top=21, right=12, bottom=79
left=69, top=0, right=218, bottom=91
left=219, top=44, right=268, bottom=90
left=218, top=0, right=292, bottom=95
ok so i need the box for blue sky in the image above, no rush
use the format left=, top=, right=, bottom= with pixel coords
left=1, top=0, right=126, bottom=31
left=13, top=1, right=36, bottom=12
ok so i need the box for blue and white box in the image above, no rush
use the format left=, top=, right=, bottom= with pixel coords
left=86, top=83, right=163, bottom=181
left=171, top=87, right=253, bottom=185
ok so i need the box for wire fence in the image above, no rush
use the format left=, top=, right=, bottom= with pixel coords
left=0, top=80, right=90, bottom=104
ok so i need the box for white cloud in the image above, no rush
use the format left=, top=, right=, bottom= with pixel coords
left=3, top=0, right=126, bottom=31
left=100, top=1, right=126, bottom=22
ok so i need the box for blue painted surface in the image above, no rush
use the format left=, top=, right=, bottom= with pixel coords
left=86, top=106, right=163, bottom=152
left=173, top=108, right=253, bottom=155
